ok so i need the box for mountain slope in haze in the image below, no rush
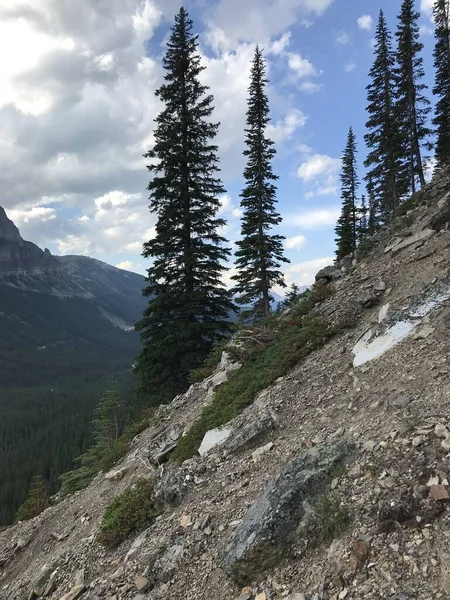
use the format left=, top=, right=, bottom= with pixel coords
left=0, top=207, right=147, bottom=525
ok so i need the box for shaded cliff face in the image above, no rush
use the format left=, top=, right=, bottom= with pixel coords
left=0, top=207, right=59, bottom=274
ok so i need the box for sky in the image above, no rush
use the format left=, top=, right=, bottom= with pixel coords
left=0, top=0, right=438, bottom=290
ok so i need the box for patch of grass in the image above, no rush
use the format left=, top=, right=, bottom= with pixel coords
left=310, top=492, right=351, bottom=544
left=172, top=316, right=334, bottom=464
left=96, top=478, right=162, bottom=548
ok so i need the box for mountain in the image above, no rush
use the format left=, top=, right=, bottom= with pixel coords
left=0, top=207, right=147, bottom=525
left=1, top=172, right=449, bottom=599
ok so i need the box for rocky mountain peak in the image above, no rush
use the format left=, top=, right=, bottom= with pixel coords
left=0, top=206, right=59, bottom=274
left=0, top=206, right=22, bottom=243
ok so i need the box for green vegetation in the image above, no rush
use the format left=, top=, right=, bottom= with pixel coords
left=310, top=492, right=351, bottom=544
left=335, top=127, right=359, bottom=260
left=15, top=475, right=50, bottom=523
left=232, top=45, right=288, bottom=318
left=0, top=286, right=140, bottom=525
left=173, top=287, right=335, bottom=464
left=432, top=0, right=450, bottom=167
left=96, top=478, right=162, bottom=548
left=59, top=388, right=157, bottom=498
left=135, top=7, right=234, bottom=402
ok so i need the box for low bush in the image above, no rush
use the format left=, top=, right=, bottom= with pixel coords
left=96, top=478, right=162, bottom=548
left=310, top=492, right=351, bottom=544
left=172, top=315, right=334, bottom=464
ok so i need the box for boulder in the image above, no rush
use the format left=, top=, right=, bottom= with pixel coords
left=315, top=265, right=342, bottom=283
left=221, top=440, right=354, bottom=583
left=149, top=425, right=183, bottom=464
left=223, top=408, right=277, bottom=455
left=356, top=289, right=378, bottom=308
left=153, top=469, right=186, bottom=506
left=198, top=427, right=233, bottom=457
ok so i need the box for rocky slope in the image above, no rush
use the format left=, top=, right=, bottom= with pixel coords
left=1, top=173, right=450, bottom=600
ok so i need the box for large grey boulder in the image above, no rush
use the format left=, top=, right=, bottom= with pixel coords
left=221, top=440, right=354, bottom=583
left=315, top=265, right=342, bottom=283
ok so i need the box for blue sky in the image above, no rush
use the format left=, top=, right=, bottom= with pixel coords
left=0, top=0, right=437, bottom=289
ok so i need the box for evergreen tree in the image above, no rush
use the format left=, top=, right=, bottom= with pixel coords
left=59, top=385, right=125, bottom=496
left=356, top=194, right=369, bottom=244
left=15, top=475, right=50, bottom=522
left=433, top=0, right=450, bottom=167
left=335, top=127, right=359, bottom=260
left=136, top=8, right=234, bottom=400
left=232, top=46, right=289, bottom=318
left=394, top=0, right=432, bottom=193
left=364, top=11, right=406, bottom=223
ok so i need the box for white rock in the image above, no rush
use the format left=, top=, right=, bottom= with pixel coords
left=252, top=442, right=274, bottom=463
left=435, top=423, right=450, bottom=439
left=378, top=303, right=390, bottom=323
left=198, top=427, right=233, bottom=457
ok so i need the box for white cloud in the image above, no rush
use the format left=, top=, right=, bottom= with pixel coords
left=285, top=235, right=307, bottom=250
left=297, top=153, right=340, bottom=182
left=283, top=256, right=334, bottom=286
left=335, top=31, right=350, bottom=46
left=218, top=194, right=242, bottom=218
left=345, top=62, right=356, bottom=73
left=287, top=52, right=318, bottom=78
left=267, top=109, right=307, bottom=144
left=357, top=15, right=373, bottom=31
left=208, top=0, right=335, bottom=45
left=420, top=0, right=434, bottom=17
left=269, top=32, right=292, bottom=55
left=287, top=208, right=341, bottom=229
left=115, top=260, right=140, bottom=272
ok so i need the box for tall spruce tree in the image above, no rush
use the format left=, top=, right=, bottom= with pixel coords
left=364, top=10, right=406, bottom=223
left=233, top=46, right=288, bottom=318
left=136, top=8, right=234, bottom=400
left=15, top=476, right=50, bottom=523
left=335, top=127, right=359, bottom=260
left=433, top=0, right=450, bottom=167
left=356, top=194, right=369, bottom=245
left=395, top=0, right=432, bottom=192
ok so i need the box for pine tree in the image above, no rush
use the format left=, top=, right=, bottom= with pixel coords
left=356, top=194, right=369, bottom=244
left=335, top=127, right=359, bottom=260
left=364, top=10, right=406, bottom=224
left=394, top=0, right=432, bottom=193
left=59, top=385, right=125, bottom=496
left=136, top=8, right=234, bottom=399
left=15, top=475, right=50, bottom=522
left=233, top=46, right=289, bottom=318
left=433, top=0, right=450, bottom=167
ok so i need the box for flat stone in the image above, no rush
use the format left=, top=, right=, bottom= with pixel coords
left=252, top=442, right=274, bottom=463
left=221, top=440, right=354, bottom=583
left=105, top=467, right=128, bottom=482
left=198, top=427, right=233, bottom=457
left=392, top=395, right=413, bottom=409
left=435, top=423, right=450, bottom=439
left=134, top=576, right=150, bottom=592
left=385, top=228, right=434, bottom=255
left=59, top=584, right=86, bottom=600
left=429, top=484, right=450, bottom=501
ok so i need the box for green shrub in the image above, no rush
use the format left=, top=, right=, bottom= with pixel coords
left=309, top=492, right=351, bottom=544
left=96, top=478, right=162, bottom=548
left=172, top=316, right=334, bottom=463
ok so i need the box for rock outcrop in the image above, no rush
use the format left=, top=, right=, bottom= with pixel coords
left=222, top=440, right=354, bottom=583
left=0, top=206, right=59, bottom=274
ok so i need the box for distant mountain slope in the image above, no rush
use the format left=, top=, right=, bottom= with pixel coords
left=0, top=207, right=147, bottom=525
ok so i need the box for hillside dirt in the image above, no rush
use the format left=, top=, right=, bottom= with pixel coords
left=1, top=173, right=450, bottom=600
